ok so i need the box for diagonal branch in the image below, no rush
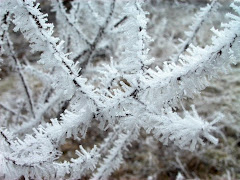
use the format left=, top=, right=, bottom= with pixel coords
left=1, top=11, right=35, bottom=118
left=0, top=103, right=28, bottom=121
left=171, top=0, right=218, bottom=62
left=73, top=0, right=116, bottom=70
left=53, top=0, right=91, bottom=46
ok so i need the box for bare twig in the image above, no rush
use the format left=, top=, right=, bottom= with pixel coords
left=114, top=16, right=128, bottom=28
left=0, top=130, right=11, bottom=146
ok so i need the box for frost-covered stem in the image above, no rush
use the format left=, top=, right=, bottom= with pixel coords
left=56, top=98, right=70, bottom=119
left=140, top=106, right=221, bottom=151
left=69, top=145, right=100, bottom=179
left=1, top=10, right=37, bottom=119
left=11, top=0, right=76, bottom=75
left=0, top=124, right=100, bottom=179
left=73, top=0, right=116, bottom=68
left=171, top=0, right=218, bottom=62
left=139, top=31, right=240, bottom=113
left=8, top=0, right=101, bottom=110
left=97, top=127, right=120, bottom=156
left=5, top=32, right=35, bottom=118
left=175, top=153, right=191, bottom=178
left=23, top=64, right=54, bottom=104
left=20, top=104, right=91, bottom=146
left=92, top=129, right=137, bottom=180
left=11, top=0, right=79, bottom=78
left=0, top=141, right=99, bottom=179
left=113, top=15, right=128, bottom=28
left=53, top=0, right=91, bottom=46
left=0, top=105, right=95, bottom=179
left=12, top=90, right=62, bottom=135
left=0, top=103, right=27, bottom=121
left=15, top=61, right=35, bottom=118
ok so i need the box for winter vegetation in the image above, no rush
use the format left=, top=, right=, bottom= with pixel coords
left=0, top=0, right=239, bottom=179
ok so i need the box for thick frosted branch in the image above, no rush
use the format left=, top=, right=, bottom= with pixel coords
left=1, top=0, right=240, bottom=179
left=7, top=0, right=81, bottom=90
left=0, top=129, right=99, bottom=179
left=141, top=106, right=222, bottom=151
left=138, top=9, right=240, bottom=113
left=0, top=104, right=96, bottom=179
left=6, top=0, right=103, bottom=113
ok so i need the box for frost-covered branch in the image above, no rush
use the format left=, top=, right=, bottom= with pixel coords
left=0, top=127, right=99, bottom=179
left=51, top=0, right=91, bottom=47
left=92, top=129, right=138, bottom=180
left=171, top=0, right=219, bottom=62
left=0, top=0, right=240, bottom=179
left=73, top=0, right=116, bottom=69
left=4, top=0, right=102, bottom=113
left=12, top=89, right=62, bottom=134
left=141, top=106, right=222, bottom=151
left=3, top=28, right=35, bottom=118
left=138, top=16, right=240, bottom=113
left=0, top=104, right=97, bottom=179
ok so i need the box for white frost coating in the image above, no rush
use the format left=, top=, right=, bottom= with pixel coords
left=0, top=0, right=239, bottom=179
left=141, top=106, right=222, bottom=151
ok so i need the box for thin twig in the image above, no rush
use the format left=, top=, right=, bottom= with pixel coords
left=6, top=34, right=35, bottom=118
left=0, top=130, right=11, bottom=146
left=114, top=16, right=128, bottom=28
left=73, top=0, right=116, bottom=71
left=55, top=0, right=91, bottom=46
left=0, top=101, right=28, bottom=122
left=172, top=0, right=217, bottom=62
